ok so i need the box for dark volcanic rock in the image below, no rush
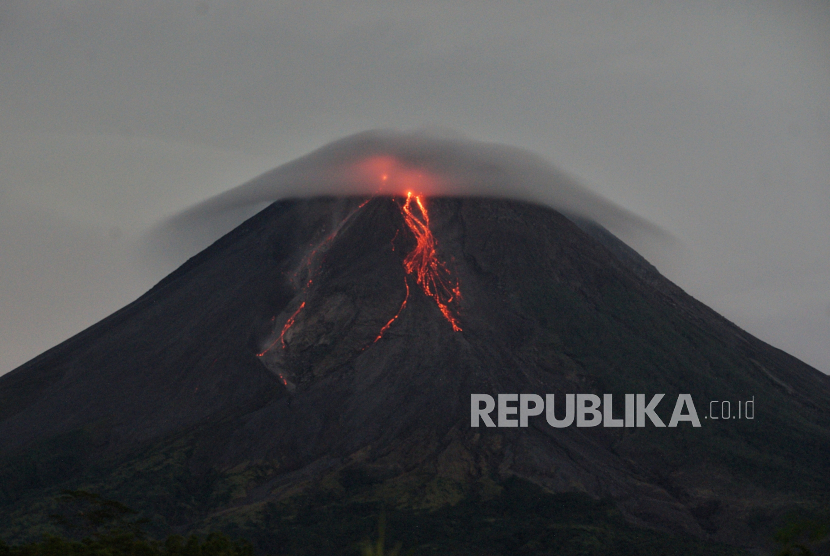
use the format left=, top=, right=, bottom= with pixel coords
left=1, top=197, right=829, bottom=552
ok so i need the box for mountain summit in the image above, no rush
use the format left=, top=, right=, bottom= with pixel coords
left=1, top=196, right=828, bottom=554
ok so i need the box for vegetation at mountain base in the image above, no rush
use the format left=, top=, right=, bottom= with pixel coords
left=0, top=532, right=253, bottom=556
left=0, top=490, right=252, bottom=556
left=358, top=513, right=412, bottom=556
left=1, top=481, right=751, bottom=556
left=773, top=512, right=830, bottom=556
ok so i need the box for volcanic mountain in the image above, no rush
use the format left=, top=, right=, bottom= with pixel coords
left=1, top=195, right=829, bottom=555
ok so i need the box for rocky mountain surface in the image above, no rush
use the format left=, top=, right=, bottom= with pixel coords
left=1, top=196, right=828, bottom=554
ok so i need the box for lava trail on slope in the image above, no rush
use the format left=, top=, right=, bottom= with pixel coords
left=258, top=194, right=462, bottom=361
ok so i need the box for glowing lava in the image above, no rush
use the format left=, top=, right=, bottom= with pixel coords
left=257, top=301, right=306, bottom=356
left=372, top=193, right=463, bottom=343
left=373, top=279, right=410, bottom=344
left=258, top=201, right=368, bottom=358
left=259, top=193, right=462, bottom=359
left=399, top=192, right=462, bottom=332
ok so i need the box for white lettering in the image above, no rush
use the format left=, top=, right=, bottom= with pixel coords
left=471, top=394, right=495, bottom=427
left=498, top=394, right=519, bottom=427
left=577, top=394, right=602, bottom=427
left=519, top=394, right=544, bottom=427
left=637, top=394, right=665, bottom=427
left=545, top=394, right=575, bottom=428
left=668, top=394, right=701, bottom=427
left=603, top=394, right=624, bottom=427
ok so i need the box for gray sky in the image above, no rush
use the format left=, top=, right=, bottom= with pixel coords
left=1, top=0, right=829, bottom=375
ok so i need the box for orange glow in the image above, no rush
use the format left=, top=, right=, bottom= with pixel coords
left=370, top=194, right=462, bottom=344
left=258, top=301, right=306, bottom=356
left=373, top=278, right=410, bottom=343
left=351, top=156, right=438, bottom=196
left=259, top=193, right=461, bottom=358
left=399, top=192, right=462, bottom=332
left=259, top=199, right=372, bottom=359
left=279, top=301, right=306, bottom=349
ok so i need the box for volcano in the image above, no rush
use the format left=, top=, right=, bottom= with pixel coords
left=1, top=195, right=829, bottom=554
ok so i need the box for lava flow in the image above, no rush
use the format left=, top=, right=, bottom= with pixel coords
left=259, top=194, right=462, bottom=359
left=373, top=279, right=409, bottom=343
left=371, top=193, right=462, bottom=343
left=257, top=301, right=305, bottom=357
left=257, top=201, right=368, bottom=358
left=399, top=192, right=462, bottom=332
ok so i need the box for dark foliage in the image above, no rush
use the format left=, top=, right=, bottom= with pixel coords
left=0, top=531, right=253, bottom=556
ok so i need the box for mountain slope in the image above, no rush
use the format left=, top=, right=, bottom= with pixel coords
left=1, top=197, right=828, bottom=553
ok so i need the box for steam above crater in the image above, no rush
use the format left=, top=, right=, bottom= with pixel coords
left=150, top=130, right=665, bottom=260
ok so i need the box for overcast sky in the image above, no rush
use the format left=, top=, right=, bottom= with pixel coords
left=1, top=0, right=828, bottom=376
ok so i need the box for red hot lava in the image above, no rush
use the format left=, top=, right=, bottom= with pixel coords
left=399, top=192, right=462, bottom=332
left=257, top=301, right=305, bottom=357
left=372, top=192, right=462, bottom=343
left=259, top=192, right=462, bottom=359
left=372, top=278, right=409, bottom=344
